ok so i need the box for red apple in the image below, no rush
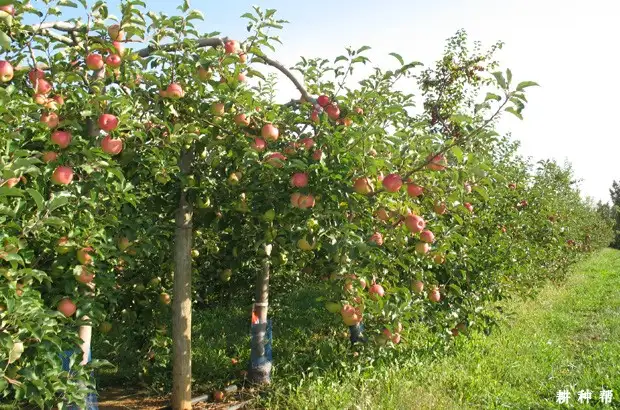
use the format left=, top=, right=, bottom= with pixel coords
left=211, top=102, right=225, bottom=116
left=42, top=151, right=58, bottom=163
left=112, top=41, right=125, bottom=56
left=76, top=266, right=95, bottom=284
left=382, top=173, right=402, bottom=193
left=85, top=54, right=104, bottom=70
left=34, top=94, right=48, bottom=105
left=290, top=192, right=302, bottom=208
left=41, top=112, right=59, bottom=128
left=310, top=110, right=320, bottom=123
left=427, top=154, right=447, bottom=171
left=237, top=73, right=246, bottom=82
left=234, top=113, right=250, bottom=126
left=239, top=52, right=247, bottom=63
left=197, top=66, right=211, bottom=81
left=325, top=104, right=340, bottom=120
left=108, top=24, right=125, bottom=41
left=317, top=95, right=330, bottom=107
left=428, top=287, right=441, bottom=303
left=101, top=135, right=123, bottom=155
left=261, top=123, right=279, bottom=142
left=98, top=113, right=119, bottom=132
left=251, top=138, right=266, bottom=152
left=369, top=232, right=384, bottom=246
left=433, top=253, right=445, bottom=264
left=407, top=183, right=424, bottom=197
left=3, top=178, right=19, bottom=188
left=58, top=298, right=77, bottom=317
left=353, top=177, right=374, bottom=195
left=290, top=172, right=309, bottom=188
left=52, top=95, right=64, bottom=106
left=213, top=390, right=225, bottom=402
left=405, top=214, right=425, bottom=233
left=299, top=137, right=315, bottom=150
left=415, top=241, right=430, bottom=255
left=434, top=202, right=447, bottom=215
left=28, top=68, right=45, bottom=84
left=118, top=237, right=131, bottom=251
left=354, top=107, right=363, bottom=115
left=508, top=183, right=517, bottom=190
left=166, top=83, right=184, bottom=99
left=160, top=292, right=171, bottom=305
left=51, top=166, right=73, bottom=185
left=297, top=194, right=315, bottom=209
left=464, top=202, right=474, bottom=213
left=0, top=5, right=15, bottom=15
left=411, top=280, right=424, bottom=294
left=312, top=149, right=323, bottom=161
left=0, top=60, right=14, bottom=82
left=420, top=230, right=435, bottom=243
left=51, top=131, right=71, bottom=149
left=105, top=54, right=122, bottom=68
left=342, top=118, right=353, bottom=127
left=34, top=78, right=52, bottom=95
left=265, top=152, right=286, bottom=168
left=369, top=283, right=385, bottom=300
left=224, top=40, right=240, bottom=54
left=341, top=304, right=363, bottom=326
left=77, top=247, right=94, bottom=265
left=376, top=208, right=390, bottom=222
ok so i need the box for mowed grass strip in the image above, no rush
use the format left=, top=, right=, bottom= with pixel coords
left=276, top=249, right=620, bottom=410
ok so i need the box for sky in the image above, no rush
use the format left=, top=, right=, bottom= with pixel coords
left=49, top=0, right=620, bottom=203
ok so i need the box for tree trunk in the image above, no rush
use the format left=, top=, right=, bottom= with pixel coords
left=249, top=244, right=272, bottom=384
left=172, top=148, right=194, bottom=410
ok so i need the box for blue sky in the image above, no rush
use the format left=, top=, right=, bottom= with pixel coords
left=51, top=0, right=620, bottom=202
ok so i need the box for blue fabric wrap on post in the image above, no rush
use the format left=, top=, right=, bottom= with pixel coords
left=60, top=349, right=99, bottom=410
left=250, top=319, right=273, bottom=382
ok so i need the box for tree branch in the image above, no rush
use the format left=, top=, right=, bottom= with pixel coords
left=135, top=37, right=226, bottom=58
left=39, top=29, right=75, bottom=46
left=254, top=55, right=313, bottom=103
left=30, top=21, right=83, bottom=32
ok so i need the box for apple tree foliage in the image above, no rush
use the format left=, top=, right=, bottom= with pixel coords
left=0, top=0, right=613, bottom=407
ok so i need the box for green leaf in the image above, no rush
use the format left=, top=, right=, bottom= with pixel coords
left=356, top=45, right=371, bottom=54
left=450, top=145, right=464, bottom=164
left=43, top=217, right=68, bottom=227
left=491, top=71, right=507, bottom=89
left=506, top=68, right=512, bottom=86
left=0, top=30, right=10, bottom=50
left=505, top=107, right=523, bottom=120
left=47, top=193, right=70, bottom=211
left=27, top=189, right=44, bottom=211
left=0, top=0, right=14, bottom=6
left=389, top=53, right=404, bottom=65
left=108, top=168, right=125, bottom=182
left=0, top=187, right=23, bottom=197
left=485, top=93, right=501, bottom=102
left=473, top=186, right=489, bottom=201
left=450, top=114, right=471, bottom=123
left=516, top=81, right=539, bottom=91
left=58, top=0, right=78, bottom=7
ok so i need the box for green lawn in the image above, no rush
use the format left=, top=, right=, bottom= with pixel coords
left=272, top=248, right=620, bottom=409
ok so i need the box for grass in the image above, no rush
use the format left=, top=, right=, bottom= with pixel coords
left=268, top=248, right=620, bottom=409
